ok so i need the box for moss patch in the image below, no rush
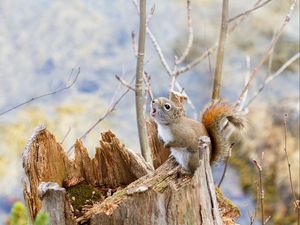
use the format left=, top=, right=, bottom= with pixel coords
left=66, top=181, right=101, bottom=217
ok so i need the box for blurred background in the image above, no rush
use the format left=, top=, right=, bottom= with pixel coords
left=0, top=0, right=299, bottom=224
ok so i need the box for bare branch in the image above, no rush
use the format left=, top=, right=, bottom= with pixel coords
left=132, top=0, right=172, bottom=76
left=143, top=72, right=154, bottom=100
left=60, top=127, right=71, bottom=145
left=135, top=0, right=152, bottom=164
left=212, top=0, right=229, bottom=101
left=264, top=216, right=272, bottom=225
left=246, top=52, right=300, bottom=107
left=146, top=4, right=156, bottom=24
left=67, top=80, right=132, bottom=155
left=283, top=114, right=298, bottom=210
left=174, top=81, right=198, bottom=119
left=228, top=0, right=272, bottom=23
left=247, top=208, right=256, bottom=225
left=229, top=0, right=266, bottom=32
left=116, top=75, right=136, bottom=91
left=217, top=145, right=232, bottom=188
left=237, top=0, right=297, bottom=106
left=147, top=28, right=173, bottom=76
left=175, top=0, right=194, bottom=65
left=253, top=153, right=265, bottom=225
left=175, top=44, right=218, bottom=76
left=207, top=46, right=213, bottom=78
left=267, top=31, right=276, bottom=76
left=0, top=68, right=80, bottom=117
left=131, top=31, right=138, bottom=57
left=175, top=0, right=269, bottom=77
left=238, top=56, right=251, bottom=111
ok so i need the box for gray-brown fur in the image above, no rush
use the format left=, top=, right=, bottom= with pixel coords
left=151, top=97, right=209, bottom=173
left=151, top=97, right=245, bottom=173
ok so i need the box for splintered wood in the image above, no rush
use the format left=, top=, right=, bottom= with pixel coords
left=22, top=127, right=151, bottom=223
left=22, top=126, right=240, bottom=225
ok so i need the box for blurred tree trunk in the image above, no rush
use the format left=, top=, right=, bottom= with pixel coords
left=22, top=126, right=239, bottom=225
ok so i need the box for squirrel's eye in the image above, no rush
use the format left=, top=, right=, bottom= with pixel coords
left=164, top=103, right=171, bottom=111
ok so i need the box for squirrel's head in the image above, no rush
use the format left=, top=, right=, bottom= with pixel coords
left=150, top=97, right=184, bottom=125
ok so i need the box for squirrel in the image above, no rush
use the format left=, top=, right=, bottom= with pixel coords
left=150, top=97, right=245, bottom=173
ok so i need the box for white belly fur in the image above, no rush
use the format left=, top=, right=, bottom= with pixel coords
left=171, top=147, right=190, bottom=171
left=157, top=124, right=174, bottom=143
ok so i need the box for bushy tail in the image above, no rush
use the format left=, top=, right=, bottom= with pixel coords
left=202, top=101, right=245, bottom=164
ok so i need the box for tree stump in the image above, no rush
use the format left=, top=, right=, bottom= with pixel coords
left=22, top=125, right=240, bottom=225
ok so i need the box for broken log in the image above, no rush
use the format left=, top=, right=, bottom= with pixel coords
left=22, top=125, right=240, bottom=225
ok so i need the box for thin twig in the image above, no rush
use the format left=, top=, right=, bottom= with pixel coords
left=175, top=44, right=218, bottom=76
left=132, top=0, right=173, bottom=76
left=207, top=46, right=213, bottom=78
left=67, top=80, right=132, bottom=155
left=169, top=74, right=177, bottom=94
left=253, top=154, right=265, bottom=225
left=229, top=0, right=265, bottom=32
left=135, top=0, right=151, bottom=164
left=174, top=81, right=198, bottom=119
left=115, top=75, right=136, bottom=91
left=212, top=0, right=229, bottom=101
left=143, top=72, right=154, bottom=100
left=264, top=216, right=271, bottom=225
left=267, top=31, right=276, bottom=76
left=60, top=127, right=71, bottom=145
left=147, top=28, right=173, bottom=75
left=142, top=0, right=272, bottom=80
left=238, top=56, right=251, bottom=111
left=246, top=52, right=300, bottom=107
left=217, top=146, right=232, bottom=187
left=135, top=0, right=197, bottom=116
left=131, top=31, right=138, bottom=56
left=0, top=68, right=80, bottom=116
left=132, top=0, right=219, bottom=119
left=176, top=0, right=269, bottom=76
left=147, top=4, right=156, bottom=24
left=228, top=0, right=272, bottom=23
left=175, top=0, right=194, bottom=65
left=247, top=208, right=256, bottom=225
left=237, top=0, right=297, bottom=106
left=283, top=115, right=299, bottom=214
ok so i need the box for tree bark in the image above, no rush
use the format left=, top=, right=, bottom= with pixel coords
left=22, top=126, right=240, bottom=225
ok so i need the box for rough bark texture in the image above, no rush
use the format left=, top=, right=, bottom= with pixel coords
left=38, top=182, right=68, bottom=225
left=22, top=125, right=240, bottom=225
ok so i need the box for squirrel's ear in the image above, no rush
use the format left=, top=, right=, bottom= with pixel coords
left=169, top=91, right=187, bottom=108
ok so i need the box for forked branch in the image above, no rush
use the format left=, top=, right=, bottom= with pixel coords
left=237, top=0, right=297, bottom=107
